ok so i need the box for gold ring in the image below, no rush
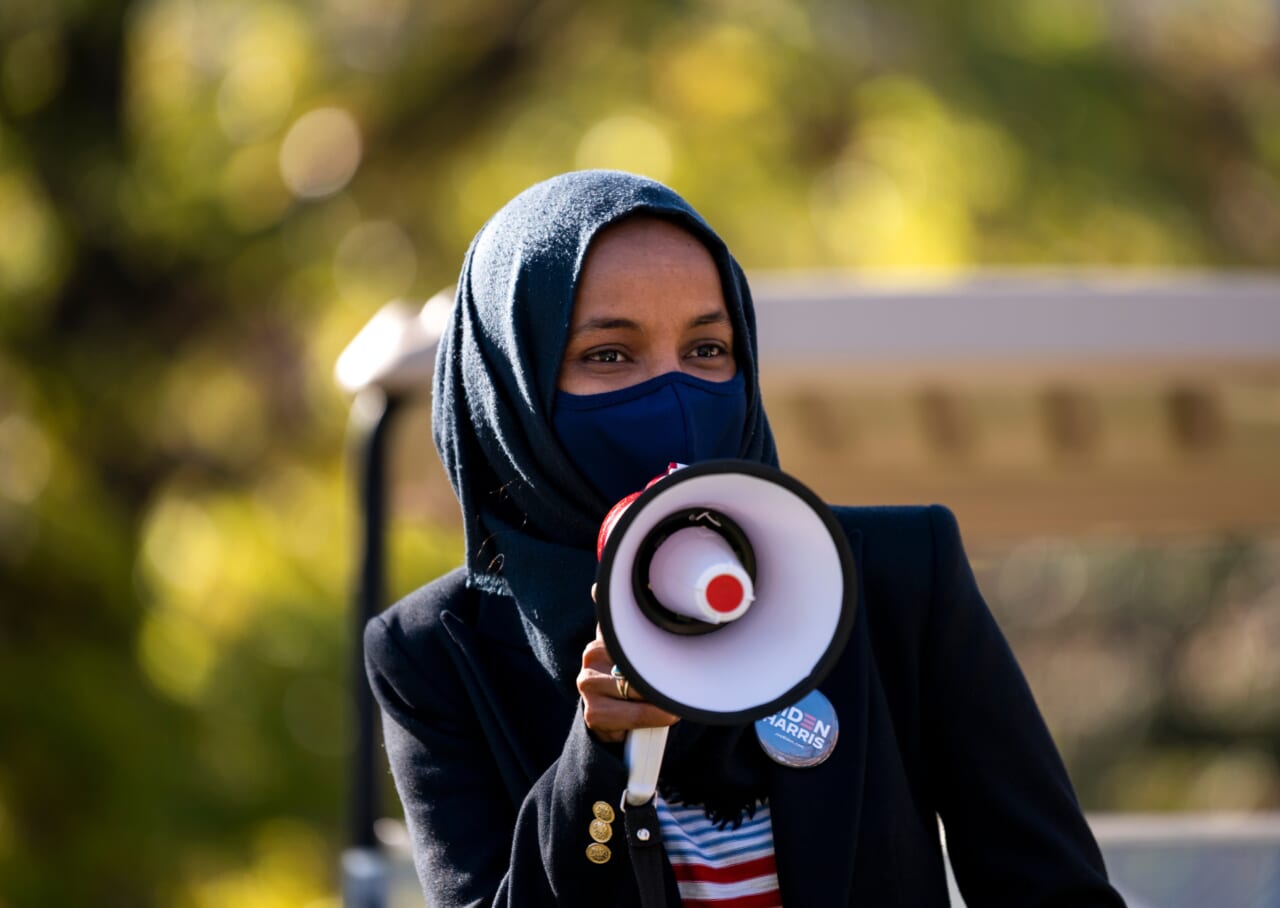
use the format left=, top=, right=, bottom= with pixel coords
left=610, top=665, right=631, bottom=700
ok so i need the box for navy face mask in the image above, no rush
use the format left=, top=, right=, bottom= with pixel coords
left=552, top=370, right=748, bottom=506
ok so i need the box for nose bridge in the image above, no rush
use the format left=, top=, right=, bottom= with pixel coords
left=642, top=331, right=684, bottom=381
left=650, top=353, right=683, bottom=380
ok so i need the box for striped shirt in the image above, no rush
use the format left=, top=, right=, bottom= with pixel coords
left=655, top=795, right=782, bottom=907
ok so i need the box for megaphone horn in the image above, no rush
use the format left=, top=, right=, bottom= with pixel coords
left=595, top=460, right=857, bottom=804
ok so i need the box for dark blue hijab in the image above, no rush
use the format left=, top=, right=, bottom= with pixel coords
left=433, top=170, right=778, bottom=693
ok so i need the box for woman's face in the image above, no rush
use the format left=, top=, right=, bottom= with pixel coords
left=557, top=217, right=737, bottom=395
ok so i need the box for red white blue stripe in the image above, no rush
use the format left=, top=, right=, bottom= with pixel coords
left=655, top=795, right=782, bottom=907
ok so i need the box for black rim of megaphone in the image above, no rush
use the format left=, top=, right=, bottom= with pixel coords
left=595, top=459, right=858, bottom=726
left=630, top=507, right=757, bottom=636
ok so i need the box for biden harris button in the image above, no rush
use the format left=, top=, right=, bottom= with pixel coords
left=754, top=688, right=838, bottom=768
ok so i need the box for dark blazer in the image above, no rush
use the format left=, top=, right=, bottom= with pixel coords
left=365, top=504, right=1125, bottom=907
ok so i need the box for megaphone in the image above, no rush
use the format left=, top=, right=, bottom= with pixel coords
left=595, top=460, right=857, bottom=804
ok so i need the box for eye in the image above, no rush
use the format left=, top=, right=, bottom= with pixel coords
left=584, top=348, right=626, bottom=364
left=689, top=342, right=729, bottom=359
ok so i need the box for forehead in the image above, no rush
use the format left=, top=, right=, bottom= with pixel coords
left=574, top=217, right=726, bottom=311
left=585, top=216, right=715, bottom=266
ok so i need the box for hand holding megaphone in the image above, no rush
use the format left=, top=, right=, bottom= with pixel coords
left=593, top=460, right=857, bottom=807
left=577, top=624, right=679, bottom=746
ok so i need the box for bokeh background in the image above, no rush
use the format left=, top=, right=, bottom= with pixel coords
left=1, top=0, right=1278, bottom=905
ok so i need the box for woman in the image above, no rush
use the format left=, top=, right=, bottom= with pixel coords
left=364, top=170, right=1125, bottom=906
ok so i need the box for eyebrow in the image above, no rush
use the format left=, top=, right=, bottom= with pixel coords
left=568, top=310, right=730, bottom=339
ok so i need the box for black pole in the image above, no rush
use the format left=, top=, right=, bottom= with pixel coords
left=349, top=389, right=401, bottom=855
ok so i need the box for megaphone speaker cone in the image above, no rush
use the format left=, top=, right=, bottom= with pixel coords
left=596, top=460, right=857, bottom=726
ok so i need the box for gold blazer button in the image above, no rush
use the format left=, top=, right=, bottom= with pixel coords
left=586, top=843, right=611, bottom=864
left=588, top=818, right=613, bottom=843
left=591, top=801, right=616, bottom=823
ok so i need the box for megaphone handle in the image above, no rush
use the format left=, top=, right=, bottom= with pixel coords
left=623, top=726, right=670, bottom=806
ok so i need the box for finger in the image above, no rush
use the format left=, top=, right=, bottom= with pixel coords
left=581, top=635, right=614, bottom=675
left=576, top=663, right=679, bottom=742
left=578, top=661, right=642, bottom=703
left=581, top=641, right=638, bottom=704
left=581, top=691, right=680, bottom=743
left=584, top=706, right=679, bottom=744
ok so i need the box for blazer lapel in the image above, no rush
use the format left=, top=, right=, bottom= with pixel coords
left=769, top=530, right=869, bottom=907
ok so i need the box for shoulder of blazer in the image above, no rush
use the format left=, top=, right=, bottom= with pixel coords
left=827, top=502, right=944, bottom=589
left=363, top=567, right=473, bottom=706
left=825, top=503, right=963, bottom=651
left=363, top=567, right=569, bottom=775
left=369, top=566, right=472, bottom=646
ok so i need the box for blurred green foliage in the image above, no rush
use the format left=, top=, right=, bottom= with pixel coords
left=0, top=0, right=1277, bottom=903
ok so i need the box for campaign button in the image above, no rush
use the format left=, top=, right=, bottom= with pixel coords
left=754, top=688, right=839, bottom=768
